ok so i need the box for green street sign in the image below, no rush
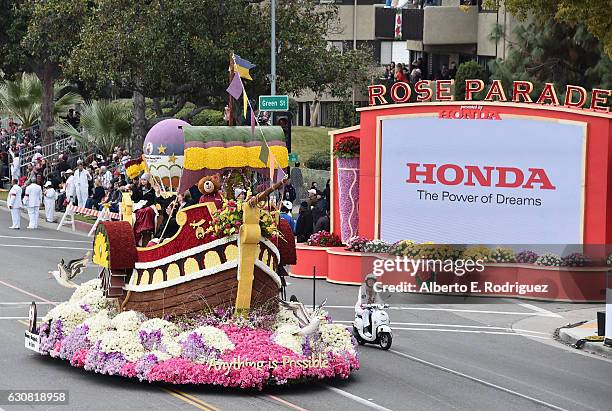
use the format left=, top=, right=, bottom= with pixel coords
left=288, top=153, right=298, bottom=163
left=259, top=95, right=289, bottom=112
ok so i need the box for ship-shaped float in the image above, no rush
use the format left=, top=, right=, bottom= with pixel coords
left=92, top=125, right=290, bottom=318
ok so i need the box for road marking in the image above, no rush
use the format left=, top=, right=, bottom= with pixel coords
left=265, top=394, right=309, bottom=411
left=0, top=302, right=58, bottom=305
left=0, top=244, right=90, bottom=251
left=0, top=235, right=90, bottom=243
left=389, top=327, right=550, bottom=339
left=389, top=349, right=568, bottom=411
left=334, top=320, right=549, bottom=334
left=325, top=385, right=393, bottom=411
left=516, top=302, right=563, bottom=318
left=0, top=280, right=57, bottom=305
left=161, top=388, right=220, bottom=411
left=325, top=305, right=560, bottom=317
left=17, top=319, right=29, bottom=326
left=0, top=316, right=27, bottom=320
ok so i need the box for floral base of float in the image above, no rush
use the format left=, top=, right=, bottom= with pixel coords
left=30, top=279, right=359, bottom=389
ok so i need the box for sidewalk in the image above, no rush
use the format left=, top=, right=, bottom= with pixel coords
left=557, top=319, right=611, bottom=358
left=512, top=306, right=611, bottom=359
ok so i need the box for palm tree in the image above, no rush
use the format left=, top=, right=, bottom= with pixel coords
left=0, top=72, right=82, bottom=131
left=54, top=100, right=132, bottom=157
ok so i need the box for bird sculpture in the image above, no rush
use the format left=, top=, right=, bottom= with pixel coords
left=280, top=298, right=327, bottom=336
left=49, top=252, right=91, bottom=288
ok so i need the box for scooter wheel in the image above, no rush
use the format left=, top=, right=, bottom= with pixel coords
left=353, top=327, right=366, bottom=345
left=379, top=332, right=392, bottom=350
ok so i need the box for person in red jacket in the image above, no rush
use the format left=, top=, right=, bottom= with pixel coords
left=274, top=217, right=297, bottom=300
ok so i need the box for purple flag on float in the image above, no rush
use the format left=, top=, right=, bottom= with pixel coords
left=226, top=73, right=243, bottom=100
left=275, top=164, right=286, bottom=184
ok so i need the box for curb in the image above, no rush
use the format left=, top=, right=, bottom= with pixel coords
left=556, top=325, right=611, bottom=359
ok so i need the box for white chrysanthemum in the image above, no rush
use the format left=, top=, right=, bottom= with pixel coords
left=78, top=289, right=109, bottom=312
left=147, top=350, right=171, bottom=362
left=273, top=324, right=304, bottom=354
left=139, top=318, right=180, bottom=337
left=162, top=336, right=183, bottom=357
left=69, top=279, right=102, bottom=302
left=99, top=330, right=144, bottom=362
left=84, top=309, right=113, bottom=341
left=111, top=311, right=144, bottom=333
left=42, top=301, right=89, bottom=334
left=320, top=323, right=355, bottom=355
left=179, top=326, right=234, bottom=352
left=273, top=307, right=300, bottom=330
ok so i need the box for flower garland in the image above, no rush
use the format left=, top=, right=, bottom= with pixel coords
left=307, top=231, right=343, bottom=247
left=206, top=199, right=279, bottom=239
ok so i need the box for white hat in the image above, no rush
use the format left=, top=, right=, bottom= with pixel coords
left=35, top=145, right=42, bottom=150
left=66, top=169, right=73, bottom=174
left=140, top=173, right=150, bottom=180
left=308, top=189, right=317, bottom=195
left=44, top=181, right=52, bottom=187
left=77, top=159, right=83, bottom=165
left=91, top=161, right=98, bottom=167
left=234, top=188, right=245, bottom=198
left=282, top=200, right=292, bottom=210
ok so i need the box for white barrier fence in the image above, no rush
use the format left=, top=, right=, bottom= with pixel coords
left=57, top=203, right=120, bottom=236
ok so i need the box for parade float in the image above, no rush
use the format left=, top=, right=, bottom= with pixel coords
left=25, top=119, right=359, bottom=389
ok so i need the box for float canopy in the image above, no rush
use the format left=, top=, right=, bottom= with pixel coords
left=179, top=126, right=289, bottom=192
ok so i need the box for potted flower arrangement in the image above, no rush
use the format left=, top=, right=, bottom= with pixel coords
left=333, top=136, right=360, bottom=242
left=307, top=231, right=343, bottom=247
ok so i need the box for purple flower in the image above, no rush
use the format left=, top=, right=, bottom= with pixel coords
left=84, top=341, right=127, bottom=375
left=180, top=332, right=220, bottom=361
left=40, top=320, right=63, bottom=355
left=139, top=329, right=162, bottom=351
left=80, top=304, right=91, bottom=313
left=59, top=325, right=90, bottom=360
left=516, top=250, right=539, bottom=264
left=135, top=353, right=158, bottom=381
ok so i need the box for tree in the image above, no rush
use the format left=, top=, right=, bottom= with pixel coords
left=14, top=0, right=88, bottom=143
left=68, top=0, right=373, bottom=142
left=454, top=61, right=487, bottom=101
left=484, top=0, right=612, bottom=58
left=0, top=73, right=82, bottom=130
left=54, top=100, right=132, bottom=157
left=488, top=20, right=612, bottom=101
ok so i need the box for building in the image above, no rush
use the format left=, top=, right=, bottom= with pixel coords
left=294, top=0, right=520, bottom=126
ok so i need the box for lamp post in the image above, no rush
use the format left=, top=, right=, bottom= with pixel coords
left=271, top=0, right=276, bottom=96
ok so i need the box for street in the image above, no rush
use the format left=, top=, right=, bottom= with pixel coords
left=0, top=209, right=610, bottom=411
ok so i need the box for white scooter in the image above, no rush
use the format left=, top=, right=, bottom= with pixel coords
left=353, top=304, right=392, bottom=350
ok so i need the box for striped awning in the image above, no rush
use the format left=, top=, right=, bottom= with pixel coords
left=178, top=126, right=288, bottom=192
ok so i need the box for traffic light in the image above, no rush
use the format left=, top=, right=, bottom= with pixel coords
left=274, top=112, right=292, bottom=153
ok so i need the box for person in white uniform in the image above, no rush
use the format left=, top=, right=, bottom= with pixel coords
left=11, top=153, right=20, bottom=180
left=73, top=161, right=91, bottom=208
left=7, top=179, right=22, bottom=229
left=64, top=169, right=75, bottom=204
left=23, top=178, right=42, bottom=229
left=43, top=181, right=58, bottom=222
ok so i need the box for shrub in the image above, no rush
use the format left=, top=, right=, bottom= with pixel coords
left=462, top=246, right=492, bottom=262
left=490, top=247, right=516, bottom=263
left=307, top=231, right=343, bottom=247
left=535, top=253, right=562, bottom=266
left=516, top=250, right=539, bottom=264
left=561, top=253, right=589, bottom=267
left=389, top=240, right=418, bottom=257
left=191, top=109, right=225, bottom=126
left=305, top=151, right=331, bottom=170
left=454, top=60, right=487, bottom=101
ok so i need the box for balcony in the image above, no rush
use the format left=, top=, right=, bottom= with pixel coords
left=374, top=6, right=423, bottom=41
left=423, top=5, right=478, bottom=45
